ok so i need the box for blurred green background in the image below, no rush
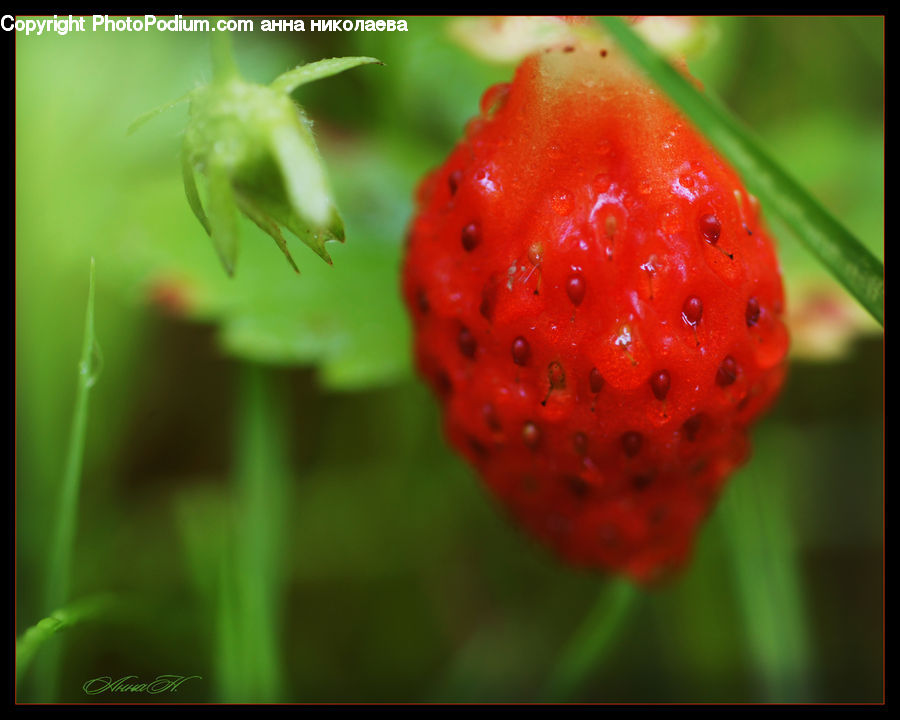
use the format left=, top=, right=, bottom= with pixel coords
left=15, top=17, right=883, bottom=703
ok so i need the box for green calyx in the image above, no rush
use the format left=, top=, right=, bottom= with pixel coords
left=132, top=33, right=380, bottom=276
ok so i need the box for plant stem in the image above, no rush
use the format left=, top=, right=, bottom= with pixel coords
left=542, top=579, right=638, bottom=701
left=719, top=432, right=814, bottom=701
left=33, top=259, right=97, bottom=702
left=210, top=27, right=239, bottom=84
left=215, top=364, right=288, bottom=702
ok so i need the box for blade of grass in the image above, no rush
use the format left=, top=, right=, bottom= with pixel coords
left=16, top=595, right=115, bottom=690
left=596, top=16, right=884, bottom=326
left=542, top=579, right=638, bottom=701
left=32, top=258, right=98, bottom=702
left=718, top=426, right=814, bottom=701
left=216, top=364, right=289, bottom=702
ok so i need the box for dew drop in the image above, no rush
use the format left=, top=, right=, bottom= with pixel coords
left=698, top=213, right=721, bottom=245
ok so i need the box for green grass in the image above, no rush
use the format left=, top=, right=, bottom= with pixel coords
left=16, top=595, right=115, bottom=690
left=215, top=365, right=289, bottom=702
left=28, top=259, right=99, bottom=701
left=542, top=580, right=639, bottom=701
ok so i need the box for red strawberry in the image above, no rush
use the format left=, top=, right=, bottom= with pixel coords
left=402, top=42, right=789, bottom=583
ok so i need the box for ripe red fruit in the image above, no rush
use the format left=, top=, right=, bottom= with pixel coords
left=401, top=42, right=789, bottom=583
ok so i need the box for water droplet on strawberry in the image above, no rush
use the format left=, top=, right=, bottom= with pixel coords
left=698, top=213, right=721, bottom=245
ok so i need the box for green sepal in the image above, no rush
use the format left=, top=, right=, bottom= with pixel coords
left=206, top=160, right=240, bottom=276
left=270, top=56, right=383, bottom=96
left=127, top=92, right=193, bottom=135
left=235, top=193, right=300, bottom=274
left=181, top=143, right=212, bottom=236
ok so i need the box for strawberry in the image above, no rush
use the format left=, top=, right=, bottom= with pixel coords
left=401, top=41, right=789, bottom=583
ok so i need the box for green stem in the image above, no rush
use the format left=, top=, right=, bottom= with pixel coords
left=210, top=26, right=239, bottom=84
left=215, top=364, right=288, bottom=702
left=542, top=579, right=638, bottom=701
left=597, top=16, right=884, bottom=326
left=719, top=435, right=814, bottom=701
left=34, top=259, right=97, bottom=702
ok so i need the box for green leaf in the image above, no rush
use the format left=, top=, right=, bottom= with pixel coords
left=270, top=56, right=383, bottom=96
left=597, top=16, right=884, bottom=326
